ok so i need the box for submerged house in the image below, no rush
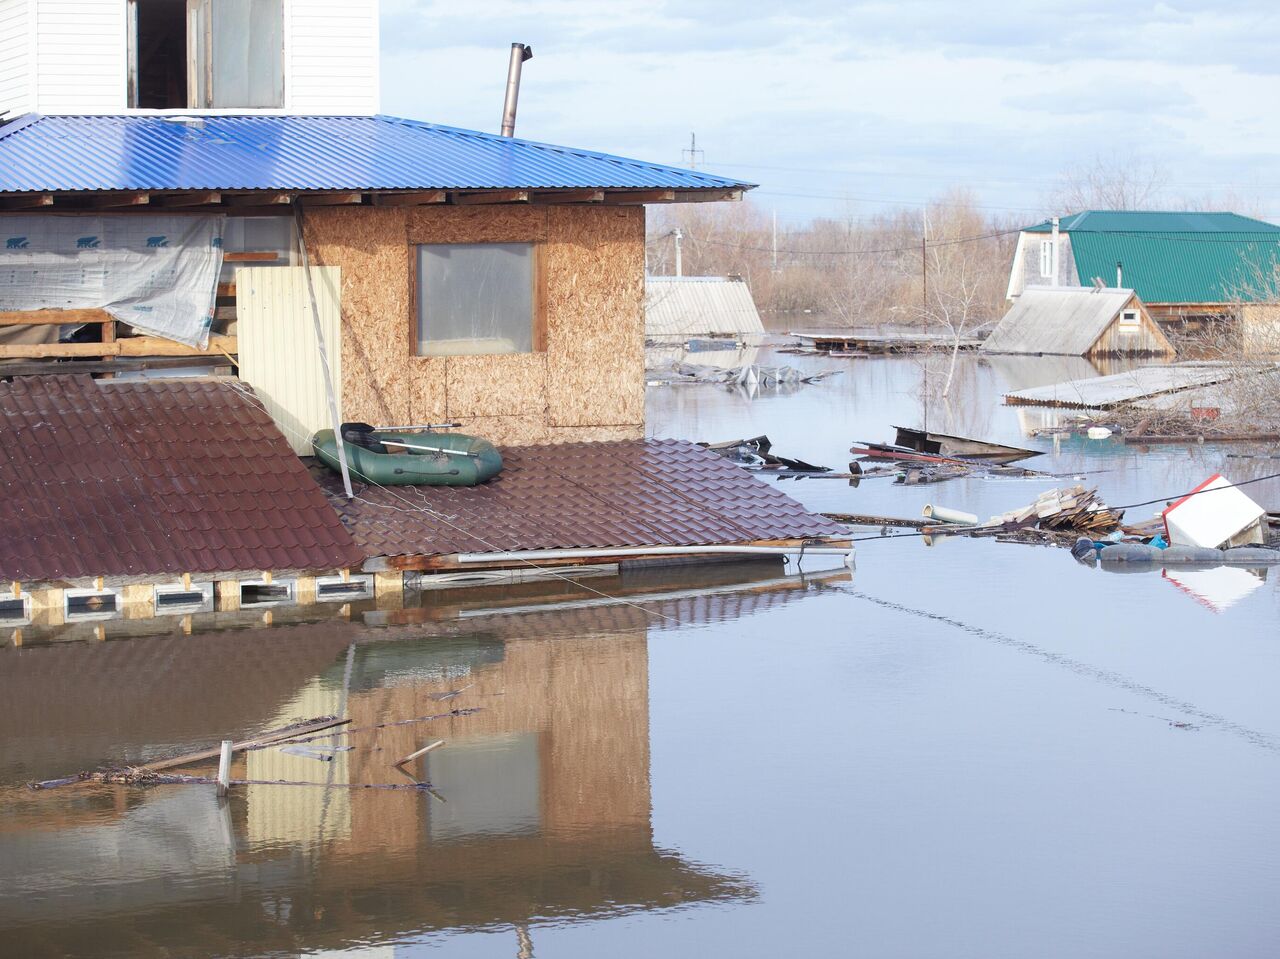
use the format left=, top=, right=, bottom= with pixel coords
left=0, top=0, right=849, bottom=630
left=645, top=275, right=765, bottom=342
left=982, top=286, right=1174, bottom=359
left=1005, top=211, right=1280, bottom=330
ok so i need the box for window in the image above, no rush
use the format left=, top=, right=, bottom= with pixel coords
left=128, top=0, right=284, bottom=110
left=416, top=244, right=539, bottom=357
left=1118, top=310, right=1140, bottom=334
left=1039, top=239, right=1054, bottom=279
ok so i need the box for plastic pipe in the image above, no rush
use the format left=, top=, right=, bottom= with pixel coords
left=922, top=504, right=979, bottom=526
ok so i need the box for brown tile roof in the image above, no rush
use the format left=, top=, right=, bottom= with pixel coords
left=320, top=438, right=848, bottom=559
left=0, top=376, right=363, bottom=581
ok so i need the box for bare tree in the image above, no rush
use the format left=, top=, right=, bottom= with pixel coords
left=1046, top=152, right=1167, bottom=212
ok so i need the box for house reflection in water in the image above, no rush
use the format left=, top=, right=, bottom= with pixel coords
left=0, top=564, right=841, bottom=956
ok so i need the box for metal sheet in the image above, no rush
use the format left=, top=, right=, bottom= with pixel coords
left=0, top=114, right=751, bottom=194
left=645, top=276, right=765, bottom=338
left=236, top=265, right=342, bottom=455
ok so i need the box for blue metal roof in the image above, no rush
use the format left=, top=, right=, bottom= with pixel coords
left=0, top=114, right=753, bottom=195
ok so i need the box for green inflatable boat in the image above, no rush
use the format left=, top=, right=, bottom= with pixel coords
left=312, top=424, right=503, bottom=487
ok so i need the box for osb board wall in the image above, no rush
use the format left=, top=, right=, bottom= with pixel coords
left=303, top=205, right=646, bottom=444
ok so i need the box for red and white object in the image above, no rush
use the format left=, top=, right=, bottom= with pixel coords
left=1162, top=474, right=1266, bottom=549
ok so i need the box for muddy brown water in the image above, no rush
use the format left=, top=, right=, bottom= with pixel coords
left=3, top=350, right=1280, bottom=957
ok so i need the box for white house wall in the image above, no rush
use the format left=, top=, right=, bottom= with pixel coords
left=1007, top=231, right=1079, bottom=299
left=33, top=0, right=126, bottom=114
left=286, top=0, right=379, bottom=115
left=1, top=0, right=379, bottom=116
left=0, top=0, right=32, bottom=116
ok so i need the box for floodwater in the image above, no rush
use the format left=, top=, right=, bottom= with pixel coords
left=5, top=347, right=1280, bottom=957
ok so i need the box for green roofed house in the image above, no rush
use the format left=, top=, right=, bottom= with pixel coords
left=1006, top=211, right=1280, bottom=332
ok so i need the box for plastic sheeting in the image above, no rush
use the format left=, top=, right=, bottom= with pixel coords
left=0, top=215, right=224, bottom=347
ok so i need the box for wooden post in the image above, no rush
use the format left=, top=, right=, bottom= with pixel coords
left=216, top=740, right=232, bottom=796
left=215, top=580, right=241, bottom=612
left=374, top=570, right=404, bottom=610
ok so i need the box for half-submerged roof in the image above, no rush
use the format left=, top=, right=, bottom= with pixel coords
left=1023, top=211, right=1280, bottom=304
left=0, top=376, right=363, bottom=582
left=0, top=114, right=751, bottom=201
left=645, top=275, right=765, bottom=339
left=321, top=438, right=847, bottom=562
left=983, top=286, right=1172, bottom=356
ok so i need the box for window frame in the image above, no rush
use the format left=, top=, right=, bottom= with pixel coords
left=410, top=241, right=547, bottom=359
left=126, top=0, right=286, bottom=110
left=1039, top=239, right=1054, bottom=279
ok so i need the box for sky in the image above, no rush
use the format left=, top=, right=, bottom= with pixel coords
left=380, top=1, right=1280, bottom=226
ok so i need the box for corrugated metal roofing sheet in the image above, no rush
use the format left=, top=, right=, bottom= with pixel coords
left=645, top=276, right=765, bottom=338
left=1025, top=211, right=1280, bottom=233
left=1068, top=231, right=1280, bottom=304
left=0, top=114, right=752, bottom=194
left=321, top=438, right=847, bottom=559
left=0, top=376, right=363, bottom=581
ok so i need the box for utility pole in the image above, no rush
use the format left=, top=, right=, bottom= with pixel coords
left=772, top=210, right=778, bottom=272
left=681, top=132, right=703, bottom=170
left=672, top=228, right=683, bottom=277
left=921, top=236, right=928, bottom=312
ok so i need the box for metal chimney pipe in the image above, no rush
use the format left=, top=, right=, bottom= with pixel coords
left=500, top=43, right=533, bottom=137
left=1116, top=261, right=1123, bottom=288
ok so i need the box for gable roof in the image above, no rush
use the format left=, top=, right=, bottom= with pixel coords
left=645, top=276, right=765, bottom=338
left=983, top=287, right=1154, bottom=355
left=1025, top=211, right=1280, bottom=233
left=1022, top=211, right=1280, bottom=304
left=0, top=376, right=362, bottom=581
left=0, top=114, right=751, bottom=197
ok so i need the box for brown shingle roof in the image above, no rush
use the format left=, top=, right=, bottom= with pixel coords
left=0, top=376, right=363, bottom=581
left=322, top=438, right=847, bottom=558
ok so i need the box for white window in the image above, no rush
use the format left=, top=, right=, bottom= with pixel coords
left=128, top=0, right=284, bottom=110
left=1039, top=240, right=1054, bottom=279
left=416, top=244, right=541, bottom=357
left=1118, top=310, right=1140, bottom=334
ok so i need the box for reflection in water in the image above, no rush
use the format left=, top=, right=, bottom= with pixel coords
left=0, top=562, right=844, bottom=958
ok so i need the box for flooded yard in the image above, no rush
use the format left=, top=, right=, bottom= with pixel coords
left=5, top=347, right=1280, bottom=957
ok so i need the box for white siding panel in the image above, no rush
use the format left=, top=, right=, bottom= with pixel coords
left=237, top=266, right=342, bottom=455
left=0, top=0, right=31, bottom=116
left=34, top=0, right=126, bottom=114
left=286, top=0, right=378, bottom=114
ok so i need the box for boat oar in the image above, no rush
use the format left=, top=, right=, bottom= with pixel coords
left=382, top=439, right=484, bottom=458
left=372, top=422, right=462, bottom=431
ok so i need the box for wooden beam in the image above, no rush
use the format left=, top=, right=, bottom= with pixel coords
left=0, top=356, right=234, bottom=377
left=224, top=251, right=279, bottom=262
left=673, top=189, right=743, bottom=203
left=116, top=334, right=237, bottom=357
left=0, top=308, right=113, bottom=327
left=216, top=282, right=236, bottom=297
left=84, top=192, right=151, bottom=208
left=151, top=191, right=222, bottom=207
left=0, top=334, right=237, bottom=360
left=298, top=192, right=364, bottom=206
left=602, top=189, right=676, bottom=205
left=0, top=193, right=53, bottom=210
left=224, top=192, right=296, bottom=206
left=371, top=191, right=447, bottom=206
left=530, top=189, right=604, bottom=204
left=450, top=190, right=529, bottom=205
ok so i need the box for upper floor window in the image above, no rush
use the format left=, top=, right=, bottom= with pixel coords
left=416, top=244, right=542, bottom=357
left=1039, top=239, right=1054, bottom=279
left=128, top=0, right=284, bottom=110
